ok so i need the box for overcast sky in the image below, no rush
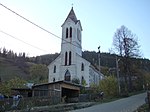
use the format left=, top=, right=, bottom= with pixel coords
left=0, top=0, right=150, bottom=59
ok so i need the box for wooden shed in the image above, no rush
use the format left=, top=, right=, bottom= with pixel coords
left=32, top=81, right=81, bottom=103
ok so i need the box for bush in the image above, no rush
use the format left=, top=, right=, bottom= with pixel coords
left=72, top=78, right=80, bottom=84
left=99, top=76, right=119, bottom=98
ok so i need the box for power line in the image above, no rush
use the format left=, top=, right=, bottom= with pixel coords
left=0, top=30, right=48, bottom=52
left=0, top=3, right=87, bottom=51
left=0, top=3, right=60, bottom=39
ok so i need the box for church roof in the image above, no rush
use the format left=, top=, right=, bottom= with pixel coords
left=61, top=7, right=82, bottom=30
left=65, top=7, right=78, bottom=23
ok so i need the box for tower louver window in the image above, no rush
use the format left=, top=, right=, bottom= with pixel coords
left=70, top=27, right=72, bottom=38
left=69, top=51, right=72, bottom=65
left=65, top=52, right=68, bottom=65
left=66, top=28, right=68, bottom=38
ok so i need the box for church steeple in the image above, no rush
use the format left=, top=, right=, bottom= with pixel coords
left=61, top=7, right=83, bottom=63
left=48, top=7, right=103, bottom=87
left=62, top=7, right=82, bottom=30
left=65, top=7, right=78, bottom=23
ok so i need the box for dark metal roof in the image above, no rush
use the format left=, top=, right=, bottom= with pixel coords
left=61, top=7, right=82, bottom=30
left=65, top=7, right=78, bottom=23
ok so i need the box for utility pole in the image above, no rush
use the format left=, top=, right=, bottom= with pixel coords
left=116, top=56, right=121, bottom=95
left=98, top=46, right=101, bottom=72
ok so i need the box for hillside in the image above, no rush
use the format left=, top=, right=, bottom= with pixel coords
left=82, top=51, right=150, bottom=72
left=0, top=57, right=30, bottom=81
left=0, top=50, right=150, bottom=82
left=29, top=51, right=150, bottom=73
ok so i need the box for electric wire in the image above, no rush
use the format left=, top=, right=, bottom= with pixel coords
left=0, top=3, right=86, bottom=51
left=0, top=30, right=48, bottom=52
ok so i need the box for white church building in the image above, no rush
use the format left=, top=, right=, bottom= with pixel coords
left=48, top=7, right=104, bottom=87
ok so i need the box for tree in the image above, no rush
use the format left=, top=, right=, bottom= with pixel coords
left=88, top=76, right=118, bottom=98
left=113, top=25, right=140, bottom=57
left=90, top=83, right=100, bottom=94
left=0, top=77, right=27, bottom=95
left=143, top=72, right=150, bottom=90
left=99, top=76, right=118, bottom=97
left=30, top=64, right=48, bottom=83
left=112, top=25, right=141, bottom=92
left=7, top=50, right=14, bottom=59
left=2, top=47, right=7, bottom=57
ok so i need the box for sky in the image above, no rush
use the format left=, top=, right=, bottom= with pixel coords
left=0, top=0, right=150, bottom=59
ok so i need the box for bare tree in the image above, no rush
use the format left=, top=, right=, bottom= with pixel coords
left=112, top=25, right=141, bottom=93
left=113, top=25, right=140, bottom=57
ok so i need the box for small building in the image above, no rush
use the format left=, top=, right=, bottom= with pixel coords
left=32, top=81, right=81, bottom=103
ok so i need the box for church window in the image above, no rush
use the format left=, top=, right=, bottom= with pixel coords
left=66, top=28, right=68, bottom=38
left=77, top=29, right=81, bottom=42
left=70, top=27, right=72, bottom=38
left=81, top=63, right=84, bottom=71
left=64, top=70, right=71, bottom=81
left=69, top=51, right=72, bottom=65
left=53, top=78, right=55, bottom=82
left=53, top=65, right=56, bottom=73
left=81, top=76, right=85, bottom=85
left=65, top=52, right=68, bottom=65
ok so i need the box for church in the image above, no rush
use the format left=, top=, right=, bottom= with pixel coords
left=48, top=7, right=104, bottom=87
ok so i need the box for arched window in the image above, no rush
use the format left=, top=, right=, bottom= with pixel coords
left=70, top=27, right=72, bottom=38
left=81, top=63, right=84, bottom=71
left=64, top=70, right=71, bottom=81
left=53, top=78, right=55, bottom=82
left=77, top=29, right=81, bottom=42
left=69, top=51, right=71, bottom=65
left=81, top=76, right=84, bottom=85
left=66, top=28, right=68, bottom=38
left=53, top=65, right=56, bottom=73
left=65, top=52, right=68, bottom=65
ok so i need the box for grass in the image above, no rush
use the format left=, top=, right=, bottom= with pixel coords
left=129, top=90, right=146, bottom=96
left=0, top=57, right=29, bottom=81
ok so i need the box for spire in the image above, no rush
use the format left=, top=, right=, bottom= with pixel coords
left=62, top=7, right=82, bottom=31
left=65, top=7, right=78, bottom=23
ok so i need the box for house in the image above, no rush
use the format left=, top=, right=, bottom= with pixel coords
left=48, top=7, right=104, bottom=87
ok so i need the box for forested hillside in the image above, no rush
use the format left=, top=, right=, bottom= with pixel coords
left=0, top=47, right=150, bottom=95
left=0, top=47, right=150, bottom=82
left=82, top=51, right=150, bottom=72
left=30, top=50, right=150, bottom=73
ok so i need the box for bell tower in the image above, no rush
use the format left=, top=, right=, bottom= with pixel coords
left=61, top=7, right=82, bottom=66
